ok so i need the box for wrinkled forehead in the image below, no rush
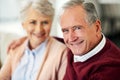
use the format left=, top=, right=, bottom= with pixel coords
left=60, top=6, right=88, bottom=28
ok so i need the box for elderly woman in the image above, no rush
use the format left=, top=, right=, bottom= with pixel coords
left=0, top=0, right=67, bottom=80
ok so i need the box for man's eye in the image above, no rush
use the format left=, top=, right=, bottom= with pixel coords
left=73, top=26, right=81, bottom=31
left=62, top=29, right=69, bottom=33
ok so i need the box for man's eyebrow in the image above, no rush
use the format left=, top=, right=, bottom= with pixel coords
left=72, top=25, right=82, bottom=27
left=62, top=28, right=67, bottom=30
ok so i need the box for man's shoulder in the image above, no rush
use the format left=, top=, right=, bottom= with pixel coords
left=106, top=39, right=120, bottom=52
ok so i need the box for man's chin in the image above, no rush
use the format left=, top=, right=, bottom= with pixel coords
left=71, top=50, right=79, bottom=55
left=71, top=48, right=85, bottom=56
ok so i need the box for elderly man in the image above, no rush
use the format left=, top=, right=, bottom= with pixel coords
left=60, top=0, right=120, bottom=80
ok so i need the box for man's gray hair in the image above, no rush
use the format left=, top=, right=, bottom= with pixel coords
left=62, top=0, right=99, bottom=24
left=20, top=0, right=54, bottom=22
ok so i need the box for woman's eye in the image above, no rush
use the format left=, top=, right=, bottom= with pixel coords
left=42, top=21, right=48, bottom=25
left=30, top=21, right=36, bottom=25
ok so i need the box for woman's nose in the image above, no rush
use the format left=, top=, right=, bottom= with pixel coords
left=35, top=24, right=44, bottom=32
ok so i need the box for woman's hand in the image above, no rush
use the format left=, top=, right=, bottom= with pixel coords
left=7, top=36, right=27, bottom=53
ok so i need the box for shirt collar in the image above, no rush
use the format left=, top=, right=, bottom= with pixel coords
left=74, top=33, right=106, bottom=62
left=25, top=39, right=48, bottom=54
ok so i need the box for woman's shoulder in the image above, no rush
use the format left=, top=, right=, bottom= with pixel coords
left=53, top=37, right=64, bottom=44
left=49, top=37, right=66, bottom=48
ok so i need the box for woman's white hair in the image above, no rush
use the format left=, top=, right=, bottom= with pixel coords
left=19, top=0, right=54, bottom=22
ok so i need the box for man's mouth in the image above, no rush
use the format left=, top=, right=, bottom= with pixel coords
left=69, top=40, right=84, bottom=46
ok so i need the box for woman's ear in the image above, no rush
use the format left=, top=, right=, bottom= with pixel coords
left=22, top=22, right=26, bottom=29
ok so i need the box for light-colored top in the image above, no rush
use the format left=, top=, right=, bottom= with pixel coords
left=0, top=37, right=67, bottom=80
left=74, top=34, right=106, bottom=62
left=12, top=39, right=47, bottom=80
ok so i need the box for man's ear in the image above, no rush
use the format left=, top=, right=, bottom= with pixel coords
left=94, top=19, right=102, bottom=39
left=95, top=19, right=102, bottom=33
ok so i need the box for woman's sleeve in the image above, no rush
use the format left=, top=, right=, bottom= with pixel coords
left=0, top=51, right=12, bottom=80
left=57, top=49, right=67, bottom=80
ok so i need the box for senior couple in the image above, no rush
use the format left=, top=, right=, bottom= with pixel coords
left=0, top=0, right=120, bottom=80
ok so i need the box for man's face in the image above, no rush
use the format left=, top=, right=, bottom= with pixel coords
left=60, top=6, right=101, bottom=56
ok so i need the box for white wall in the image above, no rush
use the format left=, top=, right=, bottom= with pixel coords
left=0, top=0, right=63, bottom=38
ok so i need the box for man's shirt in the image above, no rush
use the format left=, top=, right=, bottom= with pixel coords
left=74, top=34, right=106, bottom=62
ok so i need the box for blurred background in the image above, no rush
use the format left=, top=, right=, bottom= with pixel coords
left=0, top=0, right=120, bottom=67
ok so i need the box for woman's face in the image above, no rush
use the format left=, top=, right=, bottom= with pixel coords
left=22, top=8, right=52, bottom=49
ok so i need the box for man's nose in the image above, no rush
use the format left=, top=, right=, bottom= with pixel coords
left=68, top=30, right=77, bottom=42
